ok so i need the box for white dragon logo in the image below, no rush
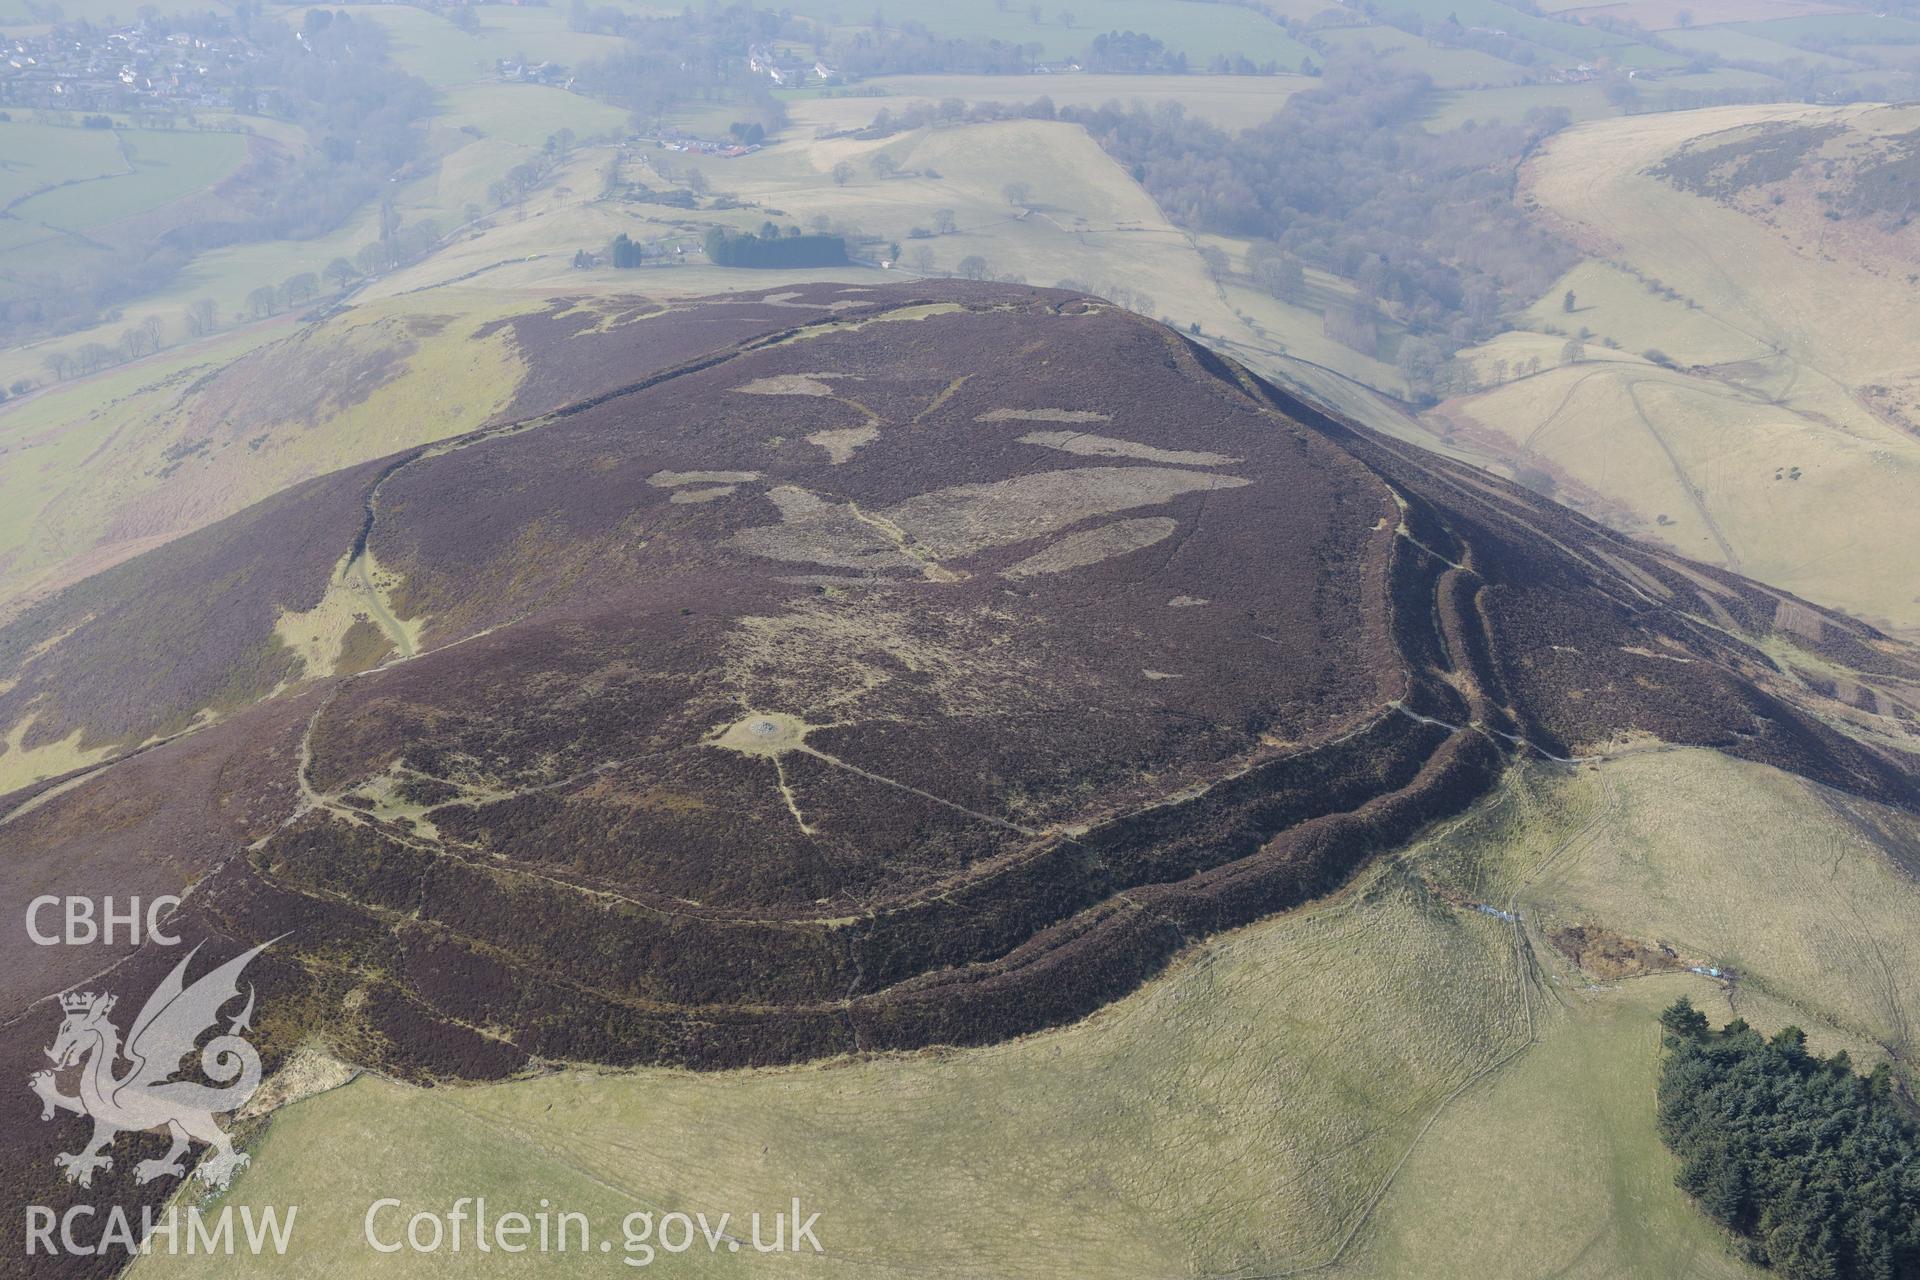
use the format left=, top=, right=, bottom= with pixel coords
left=27, top=939, right=275, bottom=1190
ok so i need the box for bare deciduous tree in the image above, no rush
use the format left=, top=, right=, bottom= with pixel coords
left=183, top=298, right=217, bottom=338
left=282, top=272, right=320, bottom=304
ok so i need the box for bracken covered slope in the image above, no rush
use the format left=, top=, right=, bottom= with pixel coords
left=2, top=283, right=1917, bottom=1268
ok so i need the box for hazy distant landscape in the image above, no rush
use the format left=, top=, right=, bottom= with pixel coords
left=6, top=0, right=1919, bottom=628
left=1, top=0, right=1915, bottom=1275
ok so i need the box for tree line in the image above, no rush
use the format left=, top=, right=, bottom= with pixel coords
left=702, top=227, right=847, bottom=268
left=1657, top=997, right=1918, bottom=1280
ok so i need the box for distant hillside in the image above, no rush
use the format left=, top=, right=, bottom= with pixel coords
left=0, top=288, right=851, bottom=643
left=1438, top=104, right=1920, bottom=637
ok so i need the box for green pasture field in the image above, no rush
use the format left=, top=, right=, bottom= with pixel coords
left=0, top=120, right=130, bottom=206
left=0, top=79, right=616, bottom=401
left=0, top=0, right=217, bottom=26
left=6, top=127, right=249, bottom=230
left=1832, top=64, right=1920, bottom=94
left=1732, top=12, right=1920, bottom=44
left=439, top=83, right=631, bottom=149
left=1375, top=0, right=1687, bottom=66
left=0, top=121, right=252, bottom=322
left=1661, top=24, right=1858, bottom=68
left=780, top=71, right=1313, bottom=132
left=312, top=3, right=626, bottom=90
left=805, top=0, right=1320, bottom=67
left=1425, top=81, right=1617, bottom=128
left=1313, top=25, right=1539, bottom=87
left=1645, top=66, right=1794, bottom=95
left=1371, top=0, right=1621, bottom=54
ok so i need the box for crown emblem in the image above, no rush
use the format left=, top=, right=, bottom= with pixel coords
left=34, top=940, right=276, bottom=1192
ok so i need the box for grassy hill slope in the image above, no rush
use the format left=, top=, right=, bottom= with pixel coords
left=129, top=746, right=1917, bottom=1279
left=0, top=294, right=534, bottom=627
left=1467, top=104, right=1920, bottom=636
